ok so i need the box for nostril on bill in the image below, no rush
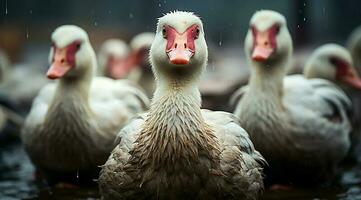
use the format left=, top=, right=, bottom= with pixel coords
left=184, top=43, right=187, bottom=48
left=175, top=43, right=178, bottom=48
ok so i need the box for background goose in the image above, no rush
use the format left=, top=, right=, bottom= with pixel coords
left=304, top=44, right=361, bottom=162
left=232, top=10, right=351, bottom=186
left=99, top=11, right=265, bottom=200
left=22, top=25, right=149, bottom=184
left=97, top=38, right=141, bottom=81
left=348, top=26, right=361, bottom=76
left=0, top=48, right=49, bottom=113
left=129, top=32, right=155, bottom=97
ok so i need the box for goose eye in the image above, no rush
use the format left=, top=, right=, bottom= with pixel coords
left=274, top=25, right=280, bottom=34
left=329, top=57, right=338, bottom=66
left=195, top=28, right=200, bottom=39
left=250, top=25, right=257, bottom=36
left=76, top=43, right=81, bottom=50
left=162, top=27, right=167, bottom=39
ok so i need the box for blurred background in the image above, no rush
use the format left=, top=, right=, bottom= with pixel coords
left=1, top=1, right=361, bottom=199
left=1, top=0, right=361, bottom=63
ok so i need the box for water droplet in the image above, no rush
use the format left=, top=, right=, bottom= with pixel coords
left=297, top=24, right=300, bottom=28
left=158, top=3, right=161, bottom=7
left=76, top=170, right=79, bottom=179
left=94, top=21, right=98, bottom=26
left=29, top=10, right=32, bottom=14
left=218, top=33, right=222, bottom=46
left=5, top=0, right=8, bottom=14
left=164, top=0, right=167, bottom=3
left=108, top=10, right=112, bottom=14
left=26, top=27, right=29, bottom=39
left=129, top=13, right=133, bottom=19
left=303, top=17, right=306, bottom=22
left=303, top=2, right=306, bottom=6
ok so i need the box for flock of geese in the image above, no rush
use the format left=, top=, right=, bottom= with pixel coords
left=1, top=9, right=361, bottom=200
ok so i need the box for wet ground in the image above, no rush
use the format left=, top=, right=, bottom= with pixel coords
left=1, top=135, right=361, bottom=200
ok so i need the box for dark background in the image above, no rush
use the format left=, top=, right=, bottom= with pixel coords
left=0, top=0, right=360, bottom=62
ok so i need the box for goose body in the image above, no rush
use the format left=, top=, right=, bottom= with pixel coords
left=233, top=10, right=351, bottom=185
left=303, top=44, right=361, bottom=162
left=99, top=11, right=265, bottom=200
left=22, top=25, right=149, bottom=183
left=0, top=49, right=50, bottom=111
left=347, top=29, right=361, bottom=162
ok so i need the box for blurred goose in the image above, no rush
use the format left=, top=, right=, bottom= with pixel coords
left=304, top=44, right=361, bottom=88
left=0, top=49, right=49, bottom=112
left=130, top=32, right=155, bottom=97
left=97, top=39, right=141, bottom=81
left=22, top=25, right=149, bottom=184
left=99, top=11, right=265, bottom=200
left=0, top=50, right=25, bottom=134
left=232, top=10, right=351, bottom=185
left=0, top=51, right=9, bottom=131
left=347, top=26, right=361, bottom=75
left=305, top=44, right=361, bottom=162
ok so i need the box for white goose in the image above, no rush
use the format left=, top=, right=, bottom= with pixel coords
left=22, top=25, right=149, bottom=184
left=232, top=10, right=351, bottom=185
left=130, top=32, right=156, bottom=96
left=97, top=39, right=141, bottom=81
left=348, top=26, right=361, bottom=75
left=0, top=49, right=50, bottom=112
left=0, top=50, right=25, bottom=133
left=304, top=44, right=361, bottom=162
left=304, top=44, right=361, bottom=88
left=99, top=11, right=265, bottom=200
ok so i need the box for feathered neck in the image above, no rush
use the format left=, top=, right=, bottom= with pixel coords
left=129, top=71, right=220, bottom=177
left=46, top=62, right=95, bottom=121
left=247, top=56, right=290, bottom=108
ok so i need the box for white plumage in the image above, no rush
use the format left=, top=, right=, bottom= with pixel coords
left=232, top=10, right=351, bottom=185
left=22, top=25, right=149, bottom=183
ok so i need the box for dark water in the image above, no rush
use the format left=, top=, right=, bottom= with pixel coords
left=1, top=137, right=361, bottom=200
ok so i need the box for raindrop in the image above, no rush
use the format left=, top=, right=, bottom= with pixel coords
left=29, top=10, right=32, bottom=14
left=76, top=170, right=79, bottom=179
left=303, top=2, right=306, bottom=6
left=94, top=21, right=98, bottom=27
left=158, top=3, right=161, bottom=7
left=163, top=0, right=167, bottom=3
left=129, top=13, right=133, bottom=19
left=297, top=24, right=300, bottom=28
left=5, top=0, right=8, bottom=14
left=303, top=17, right=306, bottom=22
left=219, top=33, right=222, bottom=46
left=26, top=27, right=29, bottom=39
left=108, top=10, right=112, bottom=14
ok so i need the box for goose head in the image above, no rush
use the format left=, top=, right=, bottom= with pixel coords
left=130, top=32, right=155, bottom=67
left=150, top=11, right=207, bottom=83
left=98, top=39, right=131, bottom=79
left=245, top=10, right=292, bottom=69
left=304, top=44, right=361, bottom=89
left=347, top=26, right=361, bottom=72
left=47, top=25, right=96, bottom=80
